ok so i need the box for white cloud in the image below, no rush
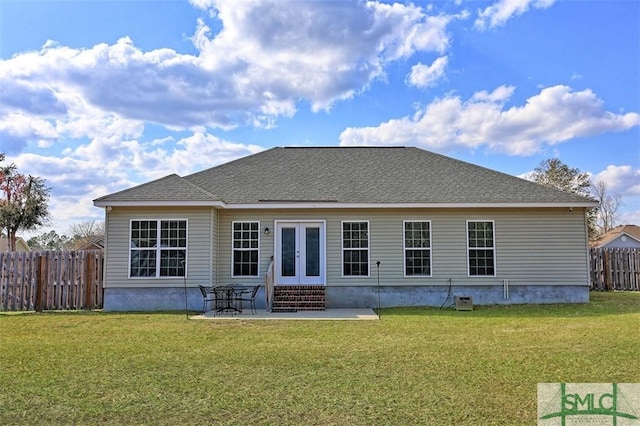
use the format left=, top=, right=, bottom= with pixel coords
left=475, top=0, right=556, bottom=30
left=339, top=85, right=640, bottom=156
left=594, top=165, right=640, bottom=197
left=592, top=164, right=640, bottom=227
left=407, top=56, right=448, bottom=88
left=0, top=1, right=459, bottom=133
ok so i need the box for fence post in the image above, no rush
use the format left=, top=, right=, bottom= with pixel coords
left=84, top=252, right=94, bottom=310
left=35, top=255, right=46, bottom=312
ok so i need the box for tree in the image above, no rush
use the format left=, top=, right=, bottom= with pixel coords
left=530, top=158, right=592, bottom=197
left=530, top=158, right=597, bottom=237
left=0, top=154, right=51, bottom=251
left=591, top=180, right=622, bottom=236
left=27, top=230, right=71, bottom=251
left=68, top=220, right=105, bottom=249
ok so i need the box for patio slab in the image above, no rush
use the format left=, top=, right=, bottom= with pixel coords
left=191, top=308, right=379, bottom=321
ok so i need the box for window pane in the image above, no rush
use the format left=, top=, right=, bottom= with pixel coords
left=160, top=249, right=186, bottom=277
left=469, top=249, right=495, bottom=276
left=405, top=249, right=431, bottom=276
left=306, top=227, right=320, bottom=277
left=160, top=220, right=187, bottom=248
left=130, top=250, right=156, bottom=277
left=343, top=249, right=368, bottom=276
left=131, top=220, right=157, bottom=248
left=281, top=227, right=296, bottom=277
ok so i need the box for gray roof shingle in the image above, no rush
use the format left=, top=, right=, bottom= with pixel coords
left=95, top=147, right=596, bottom=206
left=93, top=174, right=216, bottom=203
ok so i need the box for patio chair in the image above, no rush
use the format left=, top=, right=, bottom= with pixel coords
left=198, top=285, right=216, bottom=314
left=235, top=285, right=260, bottom=314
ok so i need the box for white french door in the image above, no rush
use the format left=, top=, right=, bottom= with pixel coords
left=275, top=221, right=325, bottom=285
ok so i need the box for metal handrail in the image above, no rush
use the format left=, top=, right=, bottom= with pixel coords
left=264, top=259, right=274, bottom=312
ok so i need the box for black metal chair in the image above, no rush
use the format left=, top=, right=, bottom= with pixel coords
left=235, top=285, right=260, bottom=314
left=198, top=285, right=216, bottom=314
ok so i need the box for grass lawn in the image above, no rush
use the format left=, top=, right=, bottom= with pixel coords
left=1, top=292, right=639, bottom=425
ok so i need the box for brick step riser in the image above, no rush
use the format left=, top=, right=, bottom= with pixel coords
left=272, top=286, right=326, bottom=312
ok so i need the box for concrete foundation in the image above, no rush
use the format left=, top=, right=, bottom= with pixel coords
left=104, top=285, right=588, bottom=311
left=327, top=285, right=589, bottom=308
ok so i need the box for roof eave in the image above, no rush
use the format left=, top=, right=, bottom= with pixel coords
left=94, top=200, right=597, bottom=209
left=93, top=200, right=226, bottom=208
left=224, top=201, right=599, bottom=209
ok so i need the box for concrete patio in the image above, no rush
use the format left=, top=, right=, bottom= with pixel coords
left=191, top=308, right=379, bottom=321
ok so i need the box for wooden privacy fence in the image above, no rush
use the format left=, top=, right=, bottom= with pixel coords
left=590, top=248, right=640, bottom=291
left=0, top=250, right=103, bottom=312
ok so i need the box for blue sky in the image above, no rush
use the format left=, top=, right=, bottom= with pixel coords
left=1, top=0, right=639, bottom=236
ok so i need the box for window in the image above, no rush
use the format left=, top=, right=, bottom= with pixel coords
left=130, top=220, right=187, bottom=278
left=404, top=221, right=431, bottom=276
left=232, top=221, right=260, bottom=277
left=342, top=221, right=369, bottom=276
left=467, top=221, right=495, bottom=276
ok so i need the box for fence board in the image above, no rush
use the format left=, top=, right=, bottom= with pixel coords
left=590, top=248, right=640, bottom=291
left=0, top=250, right=104, bottom=312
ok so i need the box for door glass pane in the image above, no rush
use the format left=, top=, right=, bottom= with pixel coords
left=305, top=227, right=320, bottom=277
left=281, top=228, right=296, bottom=277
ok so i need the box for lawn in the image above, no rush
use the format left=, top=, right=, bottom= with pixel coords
left=1, top=292, right=638, bottom=425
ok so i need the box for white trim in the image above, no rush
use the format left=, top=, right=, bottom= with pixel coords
left=403, top=220, right=433, bottom=278
left=466, top=220, right=497, bottom=278
left=225, top=201, right=598, bottom=209
left=128, top=218, right=189, bottom=279
left=94, top=200, right=226, bottom=207
left=341, top=220, right=371, bottom=278
left=95, top=200, right=598, bottom=209
left=231, top=220, right=261, bottom=278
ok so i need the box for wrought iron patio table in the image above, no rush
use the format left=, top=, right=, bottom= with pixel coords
left=213, top=285, right=249, bottom=315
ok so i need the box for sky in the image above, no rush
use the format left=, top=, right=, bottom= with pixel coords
left=0, top=0, right=639, bottom=238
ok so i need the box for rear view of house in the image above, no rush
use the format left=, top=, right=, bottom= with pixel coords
left=93, top=147, right=597, bottom=311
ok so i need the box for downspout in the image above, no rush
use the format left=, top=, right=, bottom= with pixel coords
left=103, top=206, right=111, bottom=289
left=582, top=207, right=592, bottom=289
left=503, top=279, right=509, bottom=300
left=209, top=207, right=214, bottom=287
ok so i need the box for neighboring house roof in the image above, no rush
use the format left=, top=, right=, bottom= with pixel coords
left=78, top=236, right=105, bottom=251
left=94, top=147, right=597, bottom=208
left=591, top=225, right=640, bottom=248
left=0, top=236, right=31, bottom=252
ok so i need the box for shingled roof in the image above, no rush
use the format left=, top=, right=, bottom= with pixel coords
left=94, top=147, right=596, bottom=207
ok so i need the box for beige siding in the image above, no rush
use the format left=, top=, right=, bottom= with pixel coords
left=216, top=207, right=590, bottom=287
left=104, top=206, right=214, bottom=288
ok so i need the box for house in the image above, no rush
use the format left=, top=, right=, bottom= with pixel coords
left=93, top=146, right=597, bottom=311
left=591, top=225, right=640, bottom=249
left=77, top=236, right=105, bottom=251
left=0, top=236, right=31, bottom=252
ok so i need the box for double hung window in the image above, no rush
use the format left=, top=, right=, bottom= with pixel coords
left=404, top=221, right=432, bottom=276
left=467, top=221, right=495, bottom=276
left=130, top=220, right=187, bottom=278
left=232, top=221, right=260, bottom=277
left=342, top=221, right=369, bottom=276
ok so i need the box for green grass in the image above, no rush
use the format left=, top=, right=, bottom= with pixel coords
left=1, top=292, right=639, bottom=425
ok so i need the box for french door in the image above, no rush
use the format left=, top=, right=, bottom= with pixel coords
left=275, top=221, right=325, bottom=285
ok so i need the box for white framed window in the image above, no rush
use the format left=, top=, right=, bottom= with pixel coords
left=404, top=221, right=432, bottom=277
left=342, top=221, right=369, bottom=277
left=232, top=221, right=260, bottom=277
left=467, top=220, right=496, bottom=277
left=129, top=219, right=187, bottom=278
